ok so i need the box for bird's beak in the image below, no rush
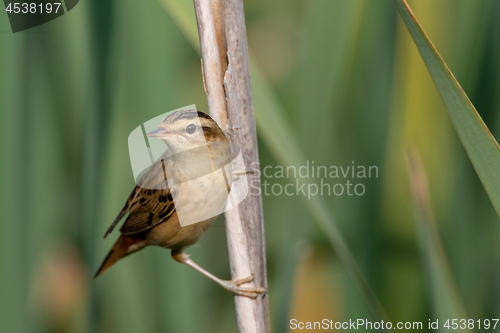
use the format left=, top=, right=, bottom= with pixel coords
left=147, top=128, right=170, bottom=138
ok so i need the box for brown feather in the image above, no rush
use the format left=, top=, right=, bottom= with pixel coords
left=94, top=234, right=147, bottom=278
left=103, top=186, right=141, bottom=238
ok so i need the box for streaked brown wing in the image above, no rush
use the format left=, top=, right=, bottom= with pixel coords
left=103, top=186, right=141, bottom=238
left=104, top=151, right=175, bottom=237
left=119, top=187, right=175, bottom=235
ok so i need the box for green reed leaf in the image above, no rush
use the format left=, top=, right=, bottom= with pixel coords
left=396, top=0, right=500, bottom=218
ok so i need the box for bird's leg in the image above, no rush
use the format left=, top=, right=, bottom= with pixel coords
left=232, top=169, right=254, bottom=180
left=233, top=170, right=253, bottom=176
left=171, top=249, right=266, bottom=298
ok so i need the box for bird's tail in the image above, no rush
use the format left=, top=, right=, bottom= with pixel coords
left=94, top=235, right=146, bottom=278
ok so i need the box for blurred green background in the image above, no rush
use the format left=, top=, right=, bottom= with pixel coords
left=1, top=0, right=499, bottom=332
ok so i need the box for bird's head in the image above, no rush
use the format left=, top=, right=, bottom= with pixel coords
left=147, top=109, right=228, bottom=153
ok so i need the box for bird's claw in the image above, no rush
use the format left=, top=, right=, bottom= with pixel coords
left=222, top=274, right=267, bottom=298
left=223, top=127, right=241, bottom=141
left=232, top=169, right=254, bottom=180
left=233, top=275, right=255, bottom=286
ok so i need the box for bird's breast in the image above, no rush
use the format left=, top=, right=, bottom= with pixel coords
left=169, top=170, right=230, bottom=227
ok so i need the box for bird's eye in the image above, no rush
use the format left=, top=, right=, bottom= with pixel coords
left=186, top=123, right=197, bottom=134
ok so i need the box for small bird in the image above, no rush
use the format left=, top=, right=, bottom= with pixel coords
left=95, top=109, right=265, bottom=298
